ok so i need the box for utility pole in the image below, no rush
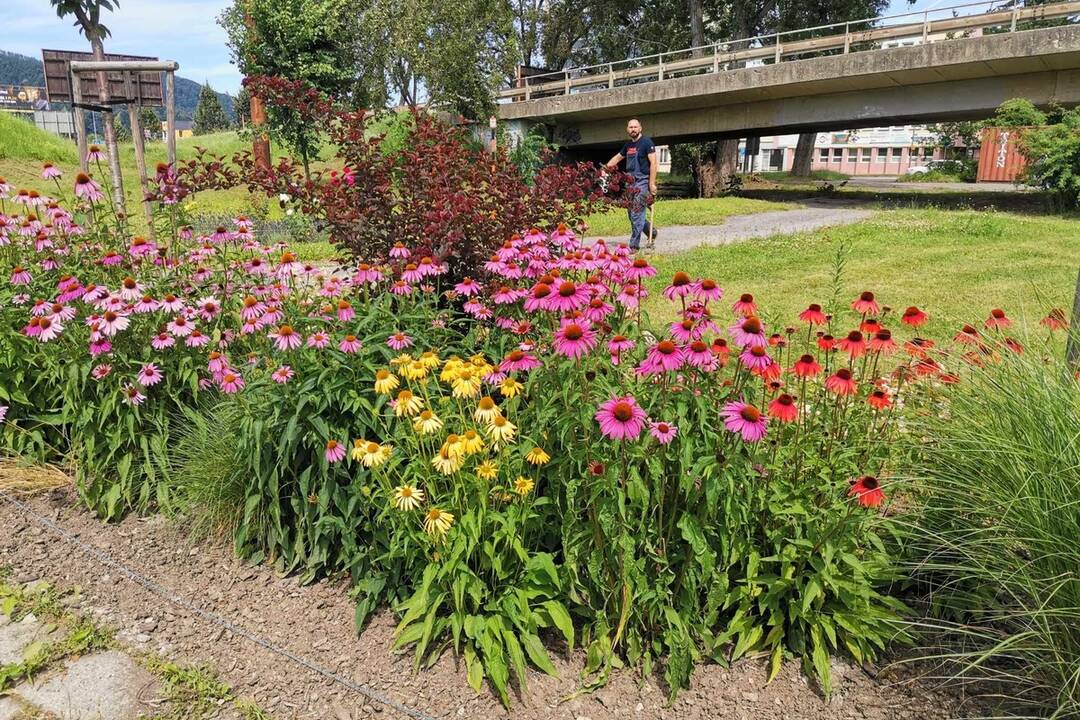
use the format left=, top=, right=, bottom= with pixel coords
left=244, top=0, right=271, bottom=171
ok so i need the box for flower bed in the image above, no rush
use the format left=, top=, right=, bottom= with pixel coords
left=1, top=154, right=1072, bottom=705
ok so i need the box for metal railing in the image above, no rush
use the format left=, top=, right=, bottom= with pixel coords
left=499, top=0, right=1080, bottom=101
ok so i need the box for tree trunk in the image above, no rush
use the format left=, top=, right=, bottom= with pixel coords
left=689, top=0, right=706, bottom=54
left=791, top=132, right=816, bottom=176
left=91, top=35, right=127, bottom=220
left=699, top=139, right=740, bottom=197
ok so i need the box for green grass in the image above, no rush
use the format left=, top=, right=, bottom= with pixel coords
left=642, top=208, right=1080, bottom=339
left=583, top=196, right=795, bottom=237
left=0, top=112, right=79, bottom=164
left=897, top=169, right=966, bottom=183
left=756, top=169, right=850, bottom=183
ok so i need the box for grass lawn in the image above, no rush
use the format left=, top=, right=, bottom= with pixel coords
left=584, top=196, right=795, bottom=237
left=642, top=208, right=1080, bottom=342
left=755, top=170, right=850, bottom=183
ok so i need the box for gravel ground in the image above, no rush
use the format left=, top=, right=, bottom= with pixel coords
left=598, top=201, right=874, bottom=253
left=0, top=489, right=965, bottom=720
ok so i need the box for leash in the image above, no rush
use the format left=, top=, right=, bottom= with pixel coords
left=0, top=490, right=436, bottom=720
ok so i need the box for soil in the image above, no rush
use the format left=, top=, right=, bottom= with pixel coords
left=1, top=488, right=965, bottom=720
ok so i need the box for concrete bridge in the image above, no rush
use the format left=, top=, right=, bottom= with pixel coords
left=497, top=1, right=1080, bottom=149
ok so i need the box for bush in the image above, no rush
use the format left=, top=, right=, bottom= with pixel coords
left=903, top=349, right=1080, bottom=718
left=992, top=98, right=1047, bottom=128
left=1019, top=107, right=1080, bottom=208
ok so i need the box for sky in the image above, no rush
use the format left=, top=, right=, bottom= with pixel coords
left=3, top=0, right=960, bottom=95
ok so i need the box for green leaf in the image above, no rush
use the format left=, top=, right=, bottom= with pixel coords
left=540, top=600, right=574, bottom=651
left=520, top=632, right=558, bottom=677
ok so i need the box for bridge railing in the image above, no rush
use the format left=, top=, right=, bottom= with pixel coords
left=499, top=0, right=1080, bottom=102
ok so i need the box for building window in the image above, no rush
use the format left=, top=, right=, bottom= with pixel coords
left=891, top=147, right=902, bottom=162
left=848, top=148, right=860, bottom=162
left=861, top=148, right=872, bottom=163
left=819, top=148, right=830, bottom=162
left=833, top=148, right=843, bottom=161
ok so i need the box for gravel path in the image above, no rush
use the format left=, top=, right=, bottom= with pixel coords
left=0, top=488, right=966, bottom=720
left=596, top=201, right=874, bottom=254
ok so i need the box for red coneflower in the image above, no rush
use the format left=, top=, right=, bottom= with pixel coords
left=799, top=303, right=826, bottom=325
left=954, top=324, right=981, bottom=344
left=901, top=306, right=928, bottom=327
left=837, top=330, right=867, bottom=359
left=817, top=334, right=836, bottom=351
left=869, top=329, right=897, bottom=355
left=1003, top=337, right=1024, bottom=354
left=1040, top=308, right=1068, bottom=331
left=792, top=354, right=822, bottom=378
left=731, top=293, right=757, bottom=317
left=767, top=394, right=798, bottom=423
left=984, top=308, right=1011, bottom=330
left=867, top=388, right=892, bottom=410
left=825, top=368, right=858, bottom=396
left=852, top=291, right=880, bottom=315
left=859, top=318, right=881, bottom=335
left=849, top=476, right=886, bottom=508
left=904, top=337, right=935, bottom=358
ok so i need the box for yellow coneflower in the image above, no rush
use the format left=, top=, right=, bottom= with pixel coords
left=460, top=429, right=485, bottom=455
left=393, top=389, right=424, bottom=417
left=513, top=476, right=535, bottom=496
left=486, top=415, right=517, bottom=445
left=468, top=354, right=494, bottom=376
left=525, top=447, right=550, bottom=466
left=451, top=369, right=482, bottom=399
left=401, top=360, right=429, bottom=381
left=419, top=351, right=441, bottom=369
left=393, top=484, right=424, bottom=511
left=500, top=377, right=524, bottom=399
left=424, top=507, right=454, bottom=537
left=374, top=369, right=399, bottom=395
left=431, top=446, right=463, bottom=475
left=412, top=409, right=443, bottom=435
left=474, top=396, right=499, bottom=424
left=441, top=434, right=466, bottom=458
left=476, top=460, right=498, bottom=480
left=440, top=357, right=464, bottom=382
left=353, top=439, right=392, bottom=467
left=390, top=353, right=414, bottom=367
left=490, top=489, right=514, bottom=503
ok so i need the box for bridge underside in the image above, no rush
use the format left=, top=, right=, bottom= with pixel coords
left=498, top=26, right=1080, bottom=149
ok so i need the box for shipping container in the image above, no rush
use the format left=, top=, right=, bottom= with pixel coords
left=977, top=127, right=1028, bottom=182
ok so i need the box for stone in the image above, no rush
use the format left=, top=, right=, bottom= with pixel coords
left=741, top=691, right=760, bottom=702
left=15, top=650, right=160, bottom=720
left=0, top=696, right=28, bottom=720
left=0, top=613, right=54, bottom=666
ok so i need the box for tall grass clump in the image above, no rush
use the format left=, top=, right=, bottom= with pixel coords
left=904, top=352, right=1080, bottom=718
left=0, top=112, right=79, bottom=164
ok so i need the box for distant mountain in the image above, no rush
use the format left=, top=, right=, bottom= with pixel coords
left=0, top=49, right=234, bottom=122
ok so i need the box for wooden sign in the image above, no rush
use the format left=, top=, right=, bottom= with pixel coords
left=41, top=49, right=163, bottom=105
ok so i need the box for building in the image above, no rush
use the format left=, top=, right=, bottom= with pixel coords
left=161, top=119, right=194, bottom=140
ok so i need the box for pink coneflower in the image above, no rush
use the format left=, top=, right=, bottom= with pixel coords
left=185, top=330, right=210, bottom=348
left=339, top=334, right=362, bottom=353
left=41, top=163, right=62, bottom=180
left=641, top=340, right=684, bottom=374
left=649, top=420, right=678, bottom=444
left=792, top=354, right=822, bottom=378
left=128, top=236, right=156, bottom=258
left=35, top=317, right=63, bottom=342
left=122, top=383, right=146, bottom=406
left=595, top=395, right=647, bottom=441
left=387, top=332, right=413, bottom=350
left=137, top=363, right=163, bottom=387
left=272, top=365, right=294, bottom=383
left=837, top=331, right=867, bottom=359
left=86, top=145, right=104, bottom=162
left=325, top=440, right=346, bottom=463
left=553, top=321, right=597, bottom=360
left=390, top=281, right=412, bottom=296
left=336, top=300, right=354, bottom=322
left=74, top=173, right=103, bottom=201
left=721, top=401, right=768, bottom=442
left=740, top=345, right=773, bottom=372
left=624, top=257, right=657, bottom=282
left=731, top=293, right=757, bottom=317
left=159, top=294, right=184, bottom=313
left=684, top=340, right=717, bottom=370
left=98, top=310, right=130, bottom=336
left=167, top=315, right=194, bottom=337
left=492, top=285, right=525, bottom=305
left=663, top=272, right=694, bottom=301
left=546, top=281, right=588, bottom=313
left=269, top=325, right=302, bottom=351
left=984, top=308, right=1011, bottom=329
left=352, top=263, right=383, bottom=285
left=207, top=351, right=228, bottom=374
left=584, top=297, right=614, bottom=323
left=454, top=277, right=481, bottom=296
left=523, top=283, right=552, bottom=313
left=219, top=371, right=245, bottom=393
left=852, top=291, right=880, bottom=315
left=10, top=266, right=31, bottom=285
left=728, top=316, right=767, bottom=348
left=695, top=278, right=723, bottom=303
left=607, top=335, right=636, bottom=355
left=389, top=242, right=410, bottom=259
left=241, top=296, right=264, bottom=321
left=670, top=319, right=699, bottom=344
left=400, top=263, right=423, bottom=284
left=825, top=368, right=858, bottom=396
left=901, top=306, right=928, bottom=327
left=799, top=303, right=826, bottom=325
left=196, top=297, right=220, bottom=321
left=307, top=331, right=330, bottom=349
left=134, top=295, right=159, bottom=313
left=91, top=364, right=112, bottom=380
left=849, top=476, right=886, bottom=508
left=500, top=349, right=541, bottom=373
left=151, top=332, right=175, bottom=350
left=617, top=282, right=644, bottom=309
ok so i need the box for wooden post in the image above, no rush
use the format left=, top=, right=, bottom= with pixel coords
left=126, top=96, right=156, bottom=240
left=165, top=71, right=177, bottom=167
left=1067, top=268, right=1080, bottom=373
left=244, top=0, right=271, bottom=170
left=71, top=72, right=89, bottom=172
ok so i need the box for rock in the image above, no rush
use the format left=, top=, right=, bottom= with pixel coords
left=635, top=702, right=644, bottom=713
left=741, top=692, right=759, bottom=703
left=0, top=613, right=54, bottom=666
left=0, top=696, right=26, bottom=720
left=135, top=633, right=151, bottom=643
left=15, top=650, right=160, bottom=720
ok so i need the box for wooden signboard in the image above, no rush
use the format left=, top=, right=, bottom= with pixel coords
left=42, top=49, right=163, bottom=105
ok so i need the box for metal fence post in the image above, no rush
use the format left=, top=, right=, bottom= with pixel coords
left=713, top=44, right=719, bottom=73
left=844, top=22, right=851, bottom=53
left=1011, top=6, right=1020, bottom=31
left=564, top=70, right=570, bottom=95
left=922, top=11, right=930, bottom=42
left=608, top=63, right=614, bottom=88
left=775, top=35, right=782, bottom=63
left=658, top=53, right=664, bottom=81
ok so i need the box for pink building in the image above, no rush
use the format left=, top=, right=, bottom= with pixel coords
left=747, top=128, right=950, bottom=176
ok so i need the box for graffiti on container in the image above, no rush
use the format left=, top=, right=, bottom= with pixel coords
left=995, top=130, right=1010, bottom=168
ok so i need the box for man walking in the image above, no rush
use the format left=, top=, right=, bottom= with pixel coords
left=606, top=118, right=658, bottom=251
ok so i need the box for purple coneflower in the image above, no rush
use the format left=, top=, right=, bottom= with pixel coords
left=595, top=395, right=647, bottom=441
left=721, top=400, right=768, bottom=442
left=137, top=363, right=163, bottom=387
left=649, top=420, right=678, bottom=444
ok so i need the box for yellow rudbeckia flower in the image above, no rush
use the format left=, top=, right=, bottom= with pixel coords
left=476, top=460, right=498, bottom=480
left=486, top=415, right=517, bottom=445
left=374, top=369, right=399, bottom=395
left=513, top=476, right=535, bottom=496
left=353, top=439, right=392, bottom=467
left=419, top=351, right=441, bottom=369
left=432, top=446, right=463, bottom=475
left=460, top=429, right=485, bottom=455
left=474, top=396, right=500, bottom=424
left=500, top=377, right=524, bottom=398
left=401, top=360, right=429, bottom=381
left=413, top=409, right=443, bottom=435
left=525, top=447, right=550, bottom=466
left=424, top=507, right=454, bottom=537
left=394, top=389, right=424, bottom=417
left=390, top=353, right=414, bottom=367
left=452, top=369, right=482, bottom=399
left=393, top=484, right=424, bottom=511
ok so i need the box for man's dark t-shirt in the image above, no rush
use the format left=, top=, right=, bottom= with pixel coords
left=620, top=136, right=655, bottom=181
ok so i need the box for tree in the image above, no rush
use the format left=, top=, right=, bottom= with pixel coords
left=112, top=113, right=131, bottom=142
left=234, top=87, right=251, bottom=128
left=138, top=106, right=160, bottom=140
left=193, top=83, right=231, bottom=135
left=992, top=98, right=1047, bottom=128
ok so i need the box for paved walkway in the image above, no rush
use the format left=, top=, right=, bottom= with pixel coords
left=843, top=176, right=1030, bottom=192
left=597, top=201, right=874, bottom=254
